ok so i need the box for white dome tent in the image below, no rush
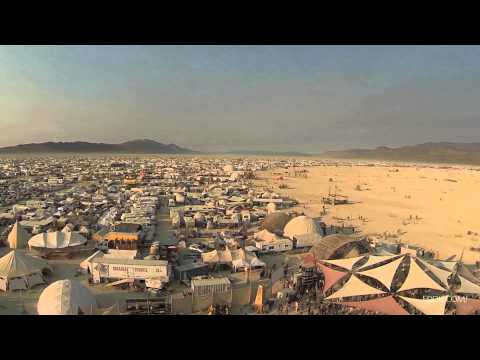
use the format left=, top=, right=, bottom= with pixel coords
left=37, top=279, right=98, bottom=315
left=283, top=215, right=321, bottom=240
left=28, top=231, right=87, bottom=257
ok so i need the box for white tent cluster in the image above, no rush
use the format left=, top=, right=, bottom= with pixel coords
left=319, top=254, right=480, bottom=315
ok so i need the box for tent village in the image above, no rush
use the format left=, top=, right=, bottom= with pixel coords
left=0, top=156, right=478, bottom=315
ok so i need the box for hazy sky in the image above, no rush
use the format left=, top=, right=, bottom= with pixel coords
left=1, top=45, right=480, bottom=153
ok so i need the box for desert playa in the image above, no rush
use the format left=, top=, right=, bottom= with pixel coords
left=258, top=161, right=480, bottom=264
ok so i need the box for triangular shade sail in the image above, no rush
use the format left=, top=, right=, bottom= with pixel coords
left=320, top=256, right=366, bottom=271
left=318, top=263, right=348, bottom=292
left=325, top=274, right=386, bottom=300
left=357, top=255, right=401, bottom=270
left=341, top=295, right=410, bottom=315
left=397, top=258, right=446, bottom=292
left=399, top=295, right=448, bottom=315
left=435, top=261, right=457, bottom=272
left=457, top=276, right=480, bottom=295
left=455, top=298, right=480, bottom=315
left=416, top=258, right=451, bottom=289
left=358, top=256, right=404, bottom=291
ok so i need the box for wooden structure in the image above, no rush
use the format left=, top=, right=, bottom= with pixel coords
left=103, top=231, right=140, bottom=250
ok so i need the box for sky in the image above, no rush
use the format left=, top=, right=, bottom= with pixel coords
left=1, top=45, right=480, bottom=153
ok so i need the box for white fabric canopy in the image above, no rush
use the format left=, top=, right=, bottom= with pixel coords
left=397, top=258, right=446, bottom=292
left=358, top=256, right=405, bottom=291
left=435, top=261, right=458, bottom=272
left=29, top=231, right=86, bottom=249
left=37, top=279, right=97, bottom=315
left=325, top=274, right=386, bottom=300
left=320, top=256, right=366, bottom=271
left=416, top=258, right=451, bottom=289
left=457, top=276, right=480, bottom=295
left=357, top=255, right=402, bottom=270
left=399, top=295, right=448, bottom=315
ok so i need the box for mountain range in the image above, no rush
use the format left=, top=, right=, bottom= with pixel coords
left=0, top=139, right=195, bottom=154
left=322, top=142, right=480, bottom=165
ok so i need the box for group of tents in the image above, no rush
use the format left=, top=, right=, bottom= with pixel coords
left=6, top=221, right=87, bottom=256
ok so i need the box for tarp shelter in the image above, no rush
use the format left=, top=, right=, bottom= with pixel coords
left=340, top=295, right=410, bottom=315
left=37, top=279, right=98, bottom=315
left=399, top=295, right=448, bottom=315
left=358, top=256, right=405, bottom=291
left=7, top=221, right=30, bottom=249
left=325, top=274, right=386, bottom=300
left=397, top=257, right=446, bottom=293
left=0, top=250, right=51, bottom=291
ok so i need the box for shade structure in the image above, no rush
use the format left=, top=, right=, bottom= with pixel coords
left=399, top=295, right=448, bottom=315
left=37, top=279, right=97, bottom=315
left=7, top=221, right=30, bottom=249
left=456, top=276, right=480, bottom=296
left=341, top=295, right=410, bottom=315
left=325, top=274, right=386, bottom=300
left=455, top=298, right=480, bottom=315
left=357, top=255, right=402, bottom=270
left=435, top=261, right=458, bottom=272
left=320, top=255, right=366, bottom=271
left=318, top=263, right=348, bottom=292
left=28, top=231, right=87, bottom=249
left=254, top=229, right=284, bottom=242
left=397, top=257, right=446, bottom=293
left=416, top=258, right=452, bottom=289
left=358, top=256, right=405, bottom=291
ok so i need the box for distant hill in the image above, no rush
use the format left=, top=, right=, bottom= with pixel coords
left=323, top=142, right=480, bottom=165
left=0, top=139, right=196, bottom=154
left=224, top=150, right=312, bottom=157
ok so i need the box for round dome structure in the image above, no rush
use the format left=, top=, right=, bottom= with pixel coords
left=283, top=215, right=320, bottom=240
left=261, top=212, right=292, bottom=235
left=37, top=279, right=97, bottom=315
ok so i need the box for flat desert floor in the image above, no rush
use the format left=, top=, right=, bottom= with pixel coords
left=257, top=161, right=480, bottom=264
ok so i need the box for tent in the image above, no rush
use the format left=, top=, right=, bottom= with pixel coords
left=28, top=231, right=87, bottom=255
left=0, top=250, right=51, bottom=291
left=7, top=221, right=30, bottom=249
left=37, top=279, right=98, bottom=315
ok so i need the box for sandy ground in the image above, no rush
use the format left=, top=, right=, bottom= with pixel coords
left=256, top=162, right=480, bottom=264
